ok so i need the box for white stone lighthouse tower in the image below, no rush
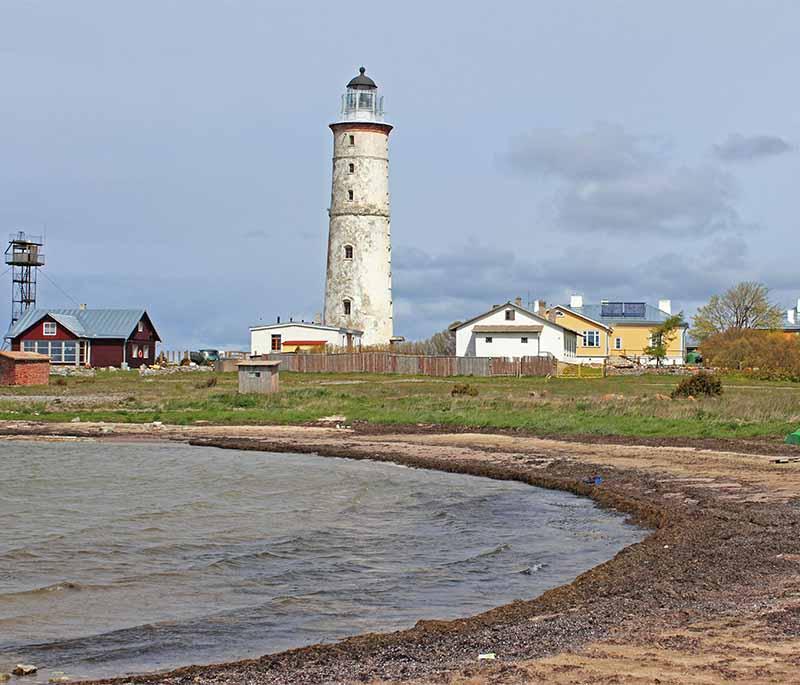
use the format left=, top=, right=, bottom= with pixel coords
left=323, top=67, right=393, bottom=346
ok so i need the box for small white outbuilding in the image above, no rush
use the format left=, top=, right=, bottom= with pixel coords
left=250, top=321, right=363, bottom=356
left=450, top=301, right=579, bottom=362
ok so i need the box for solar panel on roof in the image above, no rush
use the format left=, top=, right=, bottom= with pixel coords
left=623, top=302, right=646, bottom=317
left=601, top=302, right=624, bottom=317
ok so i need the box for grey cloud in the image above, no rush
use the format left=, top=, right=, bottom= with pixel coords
left=394, top=238, right=755, bottom=338
left=557, top=165, right=739, bottom=234
left=712, top=134, right=795, bottom=162
left=508, top=123, right=656, bottom=181
left=393, top=243, right=640, bottom=336
left=509, top=124, right=742, bottom=235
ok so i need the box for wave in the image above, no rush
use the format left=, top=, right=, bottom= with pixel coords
left=206, top=549, right=291, bottom=570
left=512, top=562, right=546, bottom=575
left=0, top=581, right=92, bottom=601
left=443, top=543, right=511, bottom=567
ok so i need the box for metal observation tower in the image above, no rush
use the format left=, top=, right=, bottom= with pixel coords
left=5, top=231, right=45, bottom=331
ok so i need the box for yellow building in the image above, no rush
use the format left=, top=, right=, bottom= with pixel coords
left=546, top=306, right=612, bottom=362
left=547, top=296, right=687, bottom=365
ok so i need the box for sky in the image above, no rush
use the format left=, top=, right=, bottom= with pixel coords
left=1, top=0, right=798, bottom=348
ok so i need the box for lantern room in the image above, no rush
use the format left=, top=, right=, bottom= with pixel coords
left=339, top=67, right=385, bottom=122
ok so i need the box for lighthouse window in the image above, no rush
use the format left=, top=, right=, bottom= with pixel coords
left=358, top=92, right=373, bottom=109
left=348, top=163, right=355, bottom=173
left=343, top=299, right=352, bottom=316
left=347, top=189, right=354, bottom=201
left=348, top=135, right=355, bottom=146
left=344, top=245, right=353, bottom=259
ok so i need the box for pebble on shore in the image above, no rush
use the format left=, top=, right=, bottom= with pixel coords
left=12, top=664, right=37, bottom=676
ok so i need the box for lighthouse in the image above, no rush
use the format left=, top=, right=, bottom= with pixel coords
left=323, top=67, right=393, bottom=347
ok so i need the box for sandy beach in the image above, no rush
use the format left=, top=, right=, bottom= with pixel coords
left=3, top=420, right=800, bottom=684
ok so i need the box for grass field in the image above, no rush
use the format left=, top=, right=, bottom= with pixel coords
left=1, top=369, right=799, bottom=441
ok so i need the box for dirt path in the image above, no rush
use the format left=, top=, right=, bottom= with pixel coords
left=4, top=420, right=800, bottom=684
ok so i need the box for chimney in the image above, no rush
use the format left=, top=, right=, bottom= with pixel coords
left=314, top=312, right=322, bottom=325
left=658, top=299, right=672, bottom=315
left=569, top=294, right=583, bottom=309
left=789, top=309, right=796, bottom=325
left=532, top=299, right=545, bottom=313
left=79, top=303, right=87, bottom=310
left=514, top=296, right=523, bottom=307
left=277, top=316, right=281, bottom=324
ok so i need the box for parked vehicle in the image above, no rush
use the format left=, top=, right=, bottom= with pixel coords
left=199, top=349, right=220, bottom=363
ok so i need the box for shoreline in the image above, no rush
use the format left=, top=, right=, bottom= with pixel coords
left=4, top=421, right=800, bottom=683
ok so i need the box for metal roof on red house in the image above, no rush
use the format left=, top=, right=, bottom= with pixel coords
left=7, top=308, right=160, bottom=341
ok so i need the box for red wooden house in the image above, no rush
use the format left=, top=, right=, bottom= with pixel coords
left=7, top=308, right=160, bottom=368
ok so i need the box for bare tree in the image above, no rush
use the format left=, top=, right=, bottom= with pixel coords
left=390, top=325, right=458, bottom=356
left=691, top=282, right=782, bottom=342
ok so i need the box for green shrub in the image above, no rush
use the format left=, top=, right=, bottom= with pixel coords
left=672, top=372, right=723, bottom=399
left=451, top=383, right=479, bottom=397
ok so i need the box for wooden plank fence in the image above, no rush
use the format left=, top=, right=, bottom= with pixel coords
left=264, top=352, right=557, bottom=378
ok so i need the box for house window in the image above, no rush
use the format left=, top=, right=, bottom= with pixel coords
left=582, top=330, right=600, bottom=347
left=348, top=163, right=355, bottom=173
left=271, top=334, right=282, bottom=351
left=43, top=322, right=56, bottom=336
left=614, top=337, right=622, bottom=350
left=21, top=340, right=79, bottom=364
left=349, top=135, right=355, bottom=146
left=131, top=344, right=139, bottom=359
left=347, top=189, right=354, bottom=201
left=505, top=309, right=515, bottom=321
left=143, top=345, right=150, bottom=358
left=344, top=244, right=354, bottom=259
left=138, top=321, right=144, bottom=333
left=343, top=299, right=352, bottom=315
left=521, top=337, right=528, bottom=343
left=556, top=311, right=564, bottom=317
left=485, top=336, right=493, bottom=343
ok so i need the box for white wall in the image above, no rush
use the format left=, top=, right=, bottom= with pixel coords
left=250, top=324, right=360, bottom=355
left=455, top=306, right=578, bottom=362
left=474, top=331, right=541, bottom=358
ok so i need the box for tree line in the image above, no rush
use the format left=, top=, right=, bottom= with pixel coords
left=691, top=282, right=799, bottom=379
